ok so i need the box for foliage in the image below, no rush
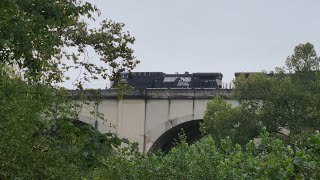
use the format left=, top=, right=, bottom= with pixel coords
left=202, top=42, right=320, bottom=146
left=0, top=75, right=132, bottom=179
left=286, top=42, right=320, bottom=72
left=0, top=0, right=140, bottom=178
left=201, top=97, right=261, bottom=146
left=92, top=129, right=320, bottom=179
left=0, top=0, right=139, bottom=87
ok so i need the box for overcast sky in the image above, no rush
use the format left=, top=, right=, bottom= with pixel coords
left=66, top=0, right=320, bottom=88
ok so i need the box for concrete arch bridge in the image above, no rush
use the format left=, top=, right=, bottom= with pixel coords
left=73, top=88, right=237, bottom=153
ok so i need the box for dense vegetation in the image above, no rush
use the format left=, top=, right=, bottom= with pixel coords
left=201, top=43, right=320, bottom=147
left=0, top=74, right=129, bottom=179
left=1, top=0, right=320, bottom=179
left=94, top=130, right=320, bottom=179
left=0, top=0, right=138, bottom=178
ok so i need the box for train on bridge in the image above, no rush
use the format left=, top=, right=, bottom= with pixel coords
left=112, top=72, right=223, bottom=89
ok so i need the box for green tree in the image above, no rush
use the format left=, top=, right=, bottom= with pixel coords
left=0, top=0, right=139, bottom=87
left=0, top=1, right=139, bottom=178
left=202, top=42, right=320, bottom=145
left=286, top=42, right=319, bottom=72
left=201, top=97, right=261, bottom=146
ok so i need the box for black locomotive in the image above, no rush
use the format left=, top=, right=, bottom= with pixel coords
left=114, top=72, right=223, bottom=89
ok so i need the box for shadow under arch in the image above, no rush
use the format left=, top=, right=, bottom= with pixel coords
left=148, top=119, right=203, bottom=153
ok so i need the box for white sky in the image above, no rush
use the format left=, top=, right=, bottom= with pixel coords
left=62, top=0, right=320, bottom=89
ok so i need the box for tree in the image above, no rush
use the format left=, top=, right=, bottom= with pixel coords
left=0, top=1, right=139, bottom=178
left=200, top=97, right=261, bottom=146
left=202, top=42, right=320, bottom=145
left=0, top=0, right=139, bottom=87
left=286, top=42, right=320, bottom=72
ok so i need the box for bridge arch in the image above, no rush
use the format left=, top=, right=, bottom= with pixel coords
left=147, top=117, right=203, bottom=153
